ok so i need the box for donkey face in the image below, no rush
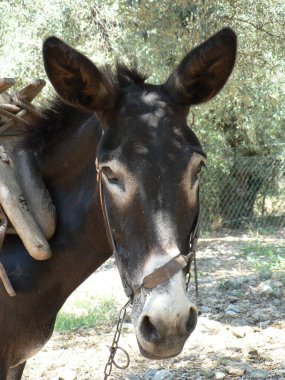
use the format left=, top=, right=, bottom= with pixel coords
left=43, top=28, right=236, bottom=359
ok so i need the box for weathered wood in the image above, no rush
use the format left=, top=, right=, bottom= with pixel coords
left=0, top=93, right=12, bottom=109
left=0, top=104, right=21, bottom=114
left=0, top=78, right=55, bottom=265
left=0, top=263, right=16, bottom=296
left=16, top=149, right=56, bottom=240
left=0, top=107, right=30, bottom=126
left=15, top=79, right=46, bottom=102
left=0, top=78, right=15, bottom=94
left=0, top=143, right=52, bottom=260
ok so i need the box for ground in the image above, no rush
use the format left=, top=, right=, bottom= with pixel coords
left=23, top=231, right=285, bottom=380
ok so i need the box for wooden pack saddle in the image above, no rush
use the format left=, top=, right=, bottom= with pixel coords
left=0, top=78, right=56, bottom=296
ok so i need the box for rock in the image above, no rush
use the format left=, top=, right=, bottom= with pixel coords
left=258, top=279, right=282, bottom=298
left=154, top=370, right=174, bottom=380
left=259, top=280, right=274, bottom=297
left=248, top=348, right=259, bottom=358
left=200, top=306, right=211, bottom=313
left=281, top=360, right=285, bottom=369
left=272, top=298, right=281, bottom=306
left=225, top=304, right=240, bottom=317
left=231, top=326, right=247, bottom=338
left=273, top=288, right=282, bottom=298
left=215, top=371, right=226, bottom=379
left=144, top=369, right=157, bottom=379
left=225, top=304, right=240, bottom=313
left=125, top=376, right=141, bottom=380
left=231, top=289, right=242, bottom=297
left=225, top=365, right=245, bottom=376
left=143, top=369, right=174, bottom=380
left=259, top=269, right=272, bottom=280
left=245, top=366, right=269, bottom=379
left=252, top=311, right=270, bottom=323
left=225, top=310, right=239, bottom=317
left=228, top=295, right=240, bottom=302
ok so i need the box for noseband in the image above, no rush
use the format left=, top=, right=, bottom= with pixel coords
left=96, top=168, right=200, bottom=300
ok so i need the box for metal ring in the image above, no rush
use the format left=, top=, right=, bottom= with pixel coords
left=112, top=346, right=130, bottom=369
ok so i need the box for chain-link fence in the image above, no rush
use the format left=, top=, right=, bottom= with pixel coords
left=200, top=144, right=285, bottom=232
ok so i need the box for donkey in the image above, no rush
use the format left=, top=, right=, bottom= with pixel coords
left=0, top=28, right=236, bottom=379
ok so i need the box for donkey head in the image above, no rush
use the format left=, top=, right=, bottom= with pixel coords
left=43, top=28, right=236, bottom=359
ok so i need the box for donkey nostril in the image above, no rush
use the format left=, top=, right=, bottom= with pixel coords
left=139, top=315, right=160, bottom=343
left=186, top=306, right=198, bottom=334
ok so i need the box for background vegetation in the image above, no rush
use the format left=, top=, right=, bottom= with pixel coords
left=1, top=0, right=284, bottom=230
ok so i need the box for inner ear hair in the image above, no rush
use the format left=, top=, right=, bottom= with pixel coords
left=164, top=28, right=237, bottom=106
left=43, top=37, right=117, bottom=113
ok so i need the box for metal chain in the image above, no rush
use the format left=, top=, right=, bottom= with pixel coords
left=104, top=299, right=131, bottom=380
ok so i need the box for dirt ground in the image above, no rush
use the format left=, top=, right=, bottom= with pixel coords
left=23, top=231, right=285, bottom=380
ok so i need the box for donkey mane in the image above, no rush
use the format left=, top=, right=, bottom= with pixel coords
left=115, top=62, right=148, bottom=88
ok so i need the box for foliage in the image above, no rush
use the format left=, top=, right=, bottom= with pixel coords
left=55, top=297, right=117, bottom=332
left=1, top=0, right=284, bottom=229
left=1, top=0, right=284, bottom=145
left=241, top=243, right=285, bottom=271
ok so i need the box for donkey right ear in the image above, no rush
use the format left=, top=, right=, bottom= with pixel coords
left=43, top=37, right=117, bottom=112
left=164, top=28, right=237, bottom=106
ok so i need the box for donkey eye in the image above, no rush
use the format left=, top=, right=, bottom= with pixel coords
left=102, top=167, right=119, bottom=183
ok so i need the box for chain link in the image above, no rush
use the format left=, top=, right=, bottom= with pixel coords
left=104, top=299, right=131, bottom=380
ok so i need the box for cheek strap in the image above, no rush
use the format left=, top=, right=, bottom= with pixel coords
left=97, top=166, right=200, bottom=300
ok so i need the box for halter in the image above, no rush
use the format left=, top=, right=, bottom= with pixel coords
left=96, top=167, right=200, bottom=300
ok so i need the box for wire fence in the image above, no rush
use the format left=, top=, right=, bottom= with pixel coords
left=200, top=144, right=285, bottom=233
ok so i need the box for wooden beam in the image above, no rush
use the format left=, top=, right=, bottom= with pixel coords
left=0, top=145, right=52, bottom=260
left=15, top=79, right=46, bottom=102
left=0, top=78, right=15, bottom=94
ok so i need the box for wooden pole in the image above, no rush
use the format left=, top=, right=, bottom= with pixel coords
left=0, top=146, right=52, bottom=260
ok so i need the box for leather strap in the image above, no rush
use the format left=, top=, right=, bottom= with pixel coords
left=137, top=252, right=194, bottom=291
left=97, top=170, right=133, bottom=297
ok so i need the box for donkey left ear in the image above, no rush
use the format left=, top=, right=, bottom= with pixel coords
left=43, top=37, right=117, bottom=112
left=164, top=28, right=237, bottom=106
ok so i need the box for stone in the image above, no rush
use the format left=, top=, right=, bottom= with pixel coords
left=153, top=370, right=174, bottom=380
left=272, top=298, right=281, bottom=306
left=281, top=360, right=285, bottom=368
left=231, top=289, right=242, bottom=297
left=259, top=280, right=274, bottom=296
left=225, top=365, right=245, bottom=376
left=276, top=370, right=285, bottom=376
left=258, top=279, right=282, bottom=298
left=252, top=311, right=270, bottom=323
left=200, top=305, right=211, bottom=313
left=231, top=326, right=246, bottom=338
left=215, top=371, right=226, bottom=379
left=245, top=366, right=269, bottom=379
left=225, top=304, right=240, bottom=317
left=144, top=369, right=157, bottom=379
left=248, top=348, right=259, bottom=357
left=259, top=269, right=272, bottom=281
left=125, top=376, right=141, bottom=380
left=225, top=304, right=240, bottom=313
left=225, top=309, right=239, bottom=317
left=273, top=287, right=282, bottom=299
left=143, top=369, right=174, bottom=380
